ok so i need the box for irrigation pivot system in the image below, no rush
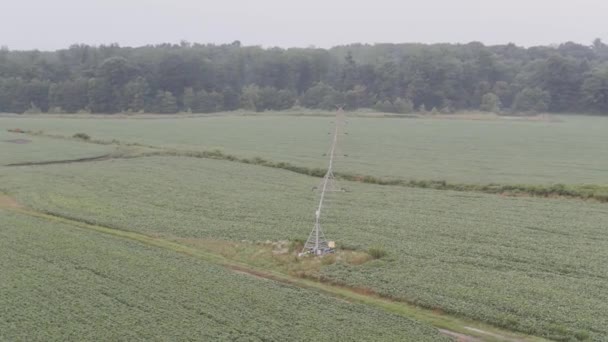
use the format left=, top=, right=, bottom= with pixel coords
left=302, top=109, right=346, bottom=256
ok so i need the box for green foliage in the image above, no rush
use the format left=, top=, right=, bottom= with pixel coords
left=581, top=65, right=608, bottom=113
left=374, top=99, right=394, bottom=113
left=73, top=133, right=91, bottom=141
left=534, top=55, right=585, bottom=112
left=480, top=92, right=501, bottom=112
left=301, top=82, right=343, bottom=110
left=196, top=89, right=224, bottom=113
left=368, top=246, right=387, bottom=259
left=1, top=42, right=608, bottom=114
left=513, top=87, right=550, bottom=113
left=221, top=86, right=241, bottom=111
left=574, top=330, right=591, bottom=341
left=344, top=85, right=370, bottom=109
left=87, top=77, right=114, bottom=113
left=123, top=77, right=149, bottom=112
left=182, top=87, right=196, bottom=112
left=288, top=239, right=305, bottom=253
left=153, top=91, right=178, bottom=114
left=255, top=87, right=296, bottom=111
left=492, top=81, right=515, bottom=108
left=374, top=98, right=414, bottom=114
left=48, top=79, right=89, bottom=112
left=274, top=89, right=297, bottom=110
left=1, top=79, right=51, bottom=113
left=240, top=84, right=260, bottom=111
left=393, top=97, right=414, bottom=114
left=97, top=56, right=134, bottom=88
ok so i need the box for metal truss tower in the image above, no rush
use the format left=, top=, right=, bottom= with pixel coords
left=303, top=109, right=345, bottom=255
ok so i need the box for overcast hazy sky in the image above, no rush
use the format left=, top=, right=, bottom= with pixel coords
left=3, top=0, right=607, bottom=50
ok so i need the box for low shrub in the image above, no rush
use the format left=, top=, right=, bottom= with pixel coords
left=368, top=246, right=387, bottom=259
left=8, top=128, right=25, bottom=133
left=73, top=133, right=91, bottom=141
left=288, top=239, right=305, bottom=253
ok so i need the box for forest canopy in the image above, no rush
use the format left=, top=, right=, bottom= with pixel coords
left=1, top=40, right=607, bottom=115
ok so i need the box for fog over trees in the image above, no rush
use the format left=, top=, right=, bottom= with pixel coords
left=1, top=40, right=607, bottom=115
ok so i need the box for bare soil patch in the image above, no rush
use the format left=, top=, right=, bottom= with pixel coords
left=0, top=195, right=22, bottom=209
left=229, top=266, right=272, bottom=281
left=438, top=329, right=483, bottom=342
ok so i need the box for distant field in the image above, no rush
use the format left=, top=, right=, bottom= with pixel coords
left=0, top=130, right=114, bottom=165
left=0, top=209, right=446, bottom=341
left=4, top=156, right=607, bottom=340
left=1, top=114, right=607, bottom=184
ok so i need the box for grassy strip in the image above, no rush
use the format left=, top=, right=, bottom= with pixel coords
left=339, top=176, right=608, bottom=203
left=4, top=203, right=545, bottom=342
left=12, top=129, right=608, bottom=202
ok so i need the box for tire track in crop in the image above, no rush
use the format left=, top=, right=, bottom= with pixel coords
left=5, top=154, right=112, bottom=167
left=0, top=194, right=545, bottom=342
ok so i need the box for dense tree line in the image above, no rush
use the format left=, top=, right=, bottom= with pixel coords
left=1, top=39, right=607, bottom=115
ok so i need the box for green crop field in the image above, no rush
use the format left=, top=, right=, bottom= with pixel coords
left=0, top=209, right=447, bottom=341
left=1, top=113, right=607, bottom=341
left=0, top=129, right=114, bottom=165
left=1, top=114, right=607, bottom=184
left=3, top=155, right=608, bottom=341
